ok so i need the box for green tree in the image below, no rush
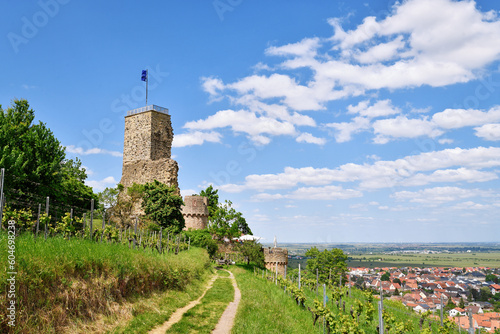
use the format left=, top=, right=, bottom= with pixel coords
left=381, top=272, right=391, bottom=281
left=142, top=180, right=184, bottom=232
left=459, top=297, right=465, bottom=309
left=305, top=247, right=347, bottom=285
left=0, top=99, right=97, bottom=213
left=209, top=200, right=251, bottom=240
left=486, top=274, right=499, bottom=284
left=237, top=240, right=264, bottom=267
left=183, top=229, right=218, bottom=258
left=200, top=185, right=219, bottom=220
left=393, top=277, right=402, bottom=285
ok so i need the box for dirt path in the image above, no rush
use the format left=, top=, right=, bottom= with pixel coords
left=148, top=274, right=218, bottom=334
left=212, top=270, right=241, bottom=334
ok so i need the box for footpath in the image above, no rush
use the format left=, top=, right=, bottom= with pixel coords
left=148, top=268, right=241, bottom=334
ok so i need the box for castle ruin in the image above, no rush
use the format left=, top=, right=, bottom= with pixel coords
left=120, top=105, right=179, bottom=194
left=182, top=195, right=209, bottom=230
left=264, top=246, right=288, bottom=277
left=120, top=105, right=208, bottom=225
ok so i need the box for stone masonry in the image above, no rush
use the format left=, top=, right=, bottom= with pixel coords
left=182, top=195, right=209, bottom=230
left=264, top=247, right=288, bottom=277
left=120, top=106, right=179, bottom=216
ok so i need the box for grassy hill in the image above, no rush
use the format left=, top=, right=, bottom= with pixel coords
left=0, top=232, right=212, bottom=333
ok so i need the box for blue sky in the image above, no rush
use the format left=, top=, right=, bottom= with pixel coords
left=2, top=0, right=500, bottom=243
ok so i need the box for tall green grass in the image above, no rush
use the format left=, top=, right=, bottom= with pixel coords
left=232, top=265, right=320, bottom=334
left=0, top=232, right=210, bottom=333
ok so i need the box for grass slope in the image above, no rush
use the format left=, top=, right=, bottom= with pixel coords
left=232, top=265, right=319, bottom=334
left=0, top=232, right=211, bottom=333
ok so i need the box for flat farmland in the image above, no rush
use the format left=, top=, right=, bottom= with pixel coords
left=347, top=252, right=500, bottom=268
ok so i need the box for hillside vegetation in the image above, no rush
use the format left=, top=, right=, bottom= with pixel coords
left=0, top=232, right=211, bottom=333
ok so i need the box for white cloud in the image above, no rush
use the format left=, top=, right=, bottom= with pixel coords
left=266, top=37, right=321, bottom=58
left=252, top=185, right=362, bottom=201
left=474, top=123, right=500, bottom=141
left=85, top=176, right=118, bottom=192
left=326, top=116, right=371, bottom=143
left=392, top=186, right=494, bottom=204
left=65, top=145, right=122, bottom=157
left=432, top=107, right=500, bottom=129
left=296, top=132, right=327, bottom=145
left=201, top=77, right=225, bottom=102
left=218, top=146, right=500, bottom=192
left=347, top=99, right=401, bottom=118
left=184, top=109, right=296, bottom=145
left=373, top=116, right=443, bottom=144
left=172, top=131, right=222, bottom=147
left=402, top=168, right=498, bottom=186
left=354, top=36, right=406, bottom=64
left=438, top=138, right=454, bottom=144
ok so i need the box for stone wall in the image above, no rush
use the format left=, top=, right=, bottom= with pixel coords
left=264, top=247, right=288, bottom=277
left=182, top=195, right=209, bottom=230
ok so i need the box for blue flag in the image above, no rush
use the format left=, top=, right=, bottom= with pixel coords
left=141, top=70, right=147, bottom=81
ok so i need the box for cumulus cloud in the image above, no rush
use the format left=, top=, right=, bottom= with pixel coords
left=252, top=185, right=362, bottom=201
left=373, top=116, right=443, bottom=144
left=296, top=132, right=327, bottom=145
left=172, top=131, right=222, bottom=147
left=474, top=123, right=500, bottom=141
left=392, top=186, right=494, bottom=204
left=218, top=146, right=500, bottom=192
left=432, top=107, right=500, bottom=129
left=85, top=176, right=118, bottom=192
left=65, top=145, right=122, bottom=157
left=184, top=109, right=296, bottom=145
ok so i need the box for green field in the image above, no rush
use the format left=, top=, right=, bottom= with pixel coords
left=347, top=252, right=500, bottom=268
left=288, top=252, right=500, bottom=269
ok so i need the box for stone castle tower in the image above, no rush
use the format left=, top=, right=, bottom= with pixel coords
left=120, top=105, right=179, bottom=200
left=120, top=105, right=210, bottom=225
left=182, top=195, right=209, bottom=230
left=264, top=243, right=288, bottom=277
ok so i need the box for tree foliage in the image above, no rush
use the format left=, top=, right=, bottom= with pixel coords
left=237, top=240, right=264, bottom=267
left=305, top=247, right=348, bottom=285
left=142, top=180, right=184, bottom=232
left=208, top=199, right=252, bottom=240
left=0, top=99, right=97, bottom=213
left=199, top=185, right=219, bottom=221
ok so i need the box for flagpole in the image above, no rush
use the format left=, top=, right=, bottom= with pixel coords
left=146, top=69, right=148, bottom=106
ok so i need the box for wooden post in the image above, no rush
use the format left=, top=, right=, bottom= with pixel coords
left=440, top=295, right=444, bottom=327
left=298, top=264, right=301, bottom=290
left=159, top=228, right=163, bottom=253
left=378, top=300, right=384, bottom=334
left=323, top=284, right=327, bottom=334
left=100, top=210, right=105, bottom=243
left=36, top=203, right=41, bottom=237
left=316, top=268, right=319, bottom=295
left=90, top=198, right=94, bottom=241
left=44, top=197, right=49, bottom=240
left=468, top=312, right=474, bottom=334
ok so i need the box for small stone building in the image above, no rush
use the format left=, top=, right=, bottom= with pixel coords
left=182, top=195, right=209, bottom=230
left=264, top=247, right=288, bottom=277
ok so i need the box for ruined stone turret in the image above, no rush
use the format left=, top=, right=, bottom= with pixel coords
left=264, top=246, right=288, bottom=277
left=182, top=195, right=209, bottom=230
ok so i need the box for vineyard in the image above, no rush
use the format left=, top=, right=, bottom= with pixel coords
left=254, top=267, right=463, bottom=334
